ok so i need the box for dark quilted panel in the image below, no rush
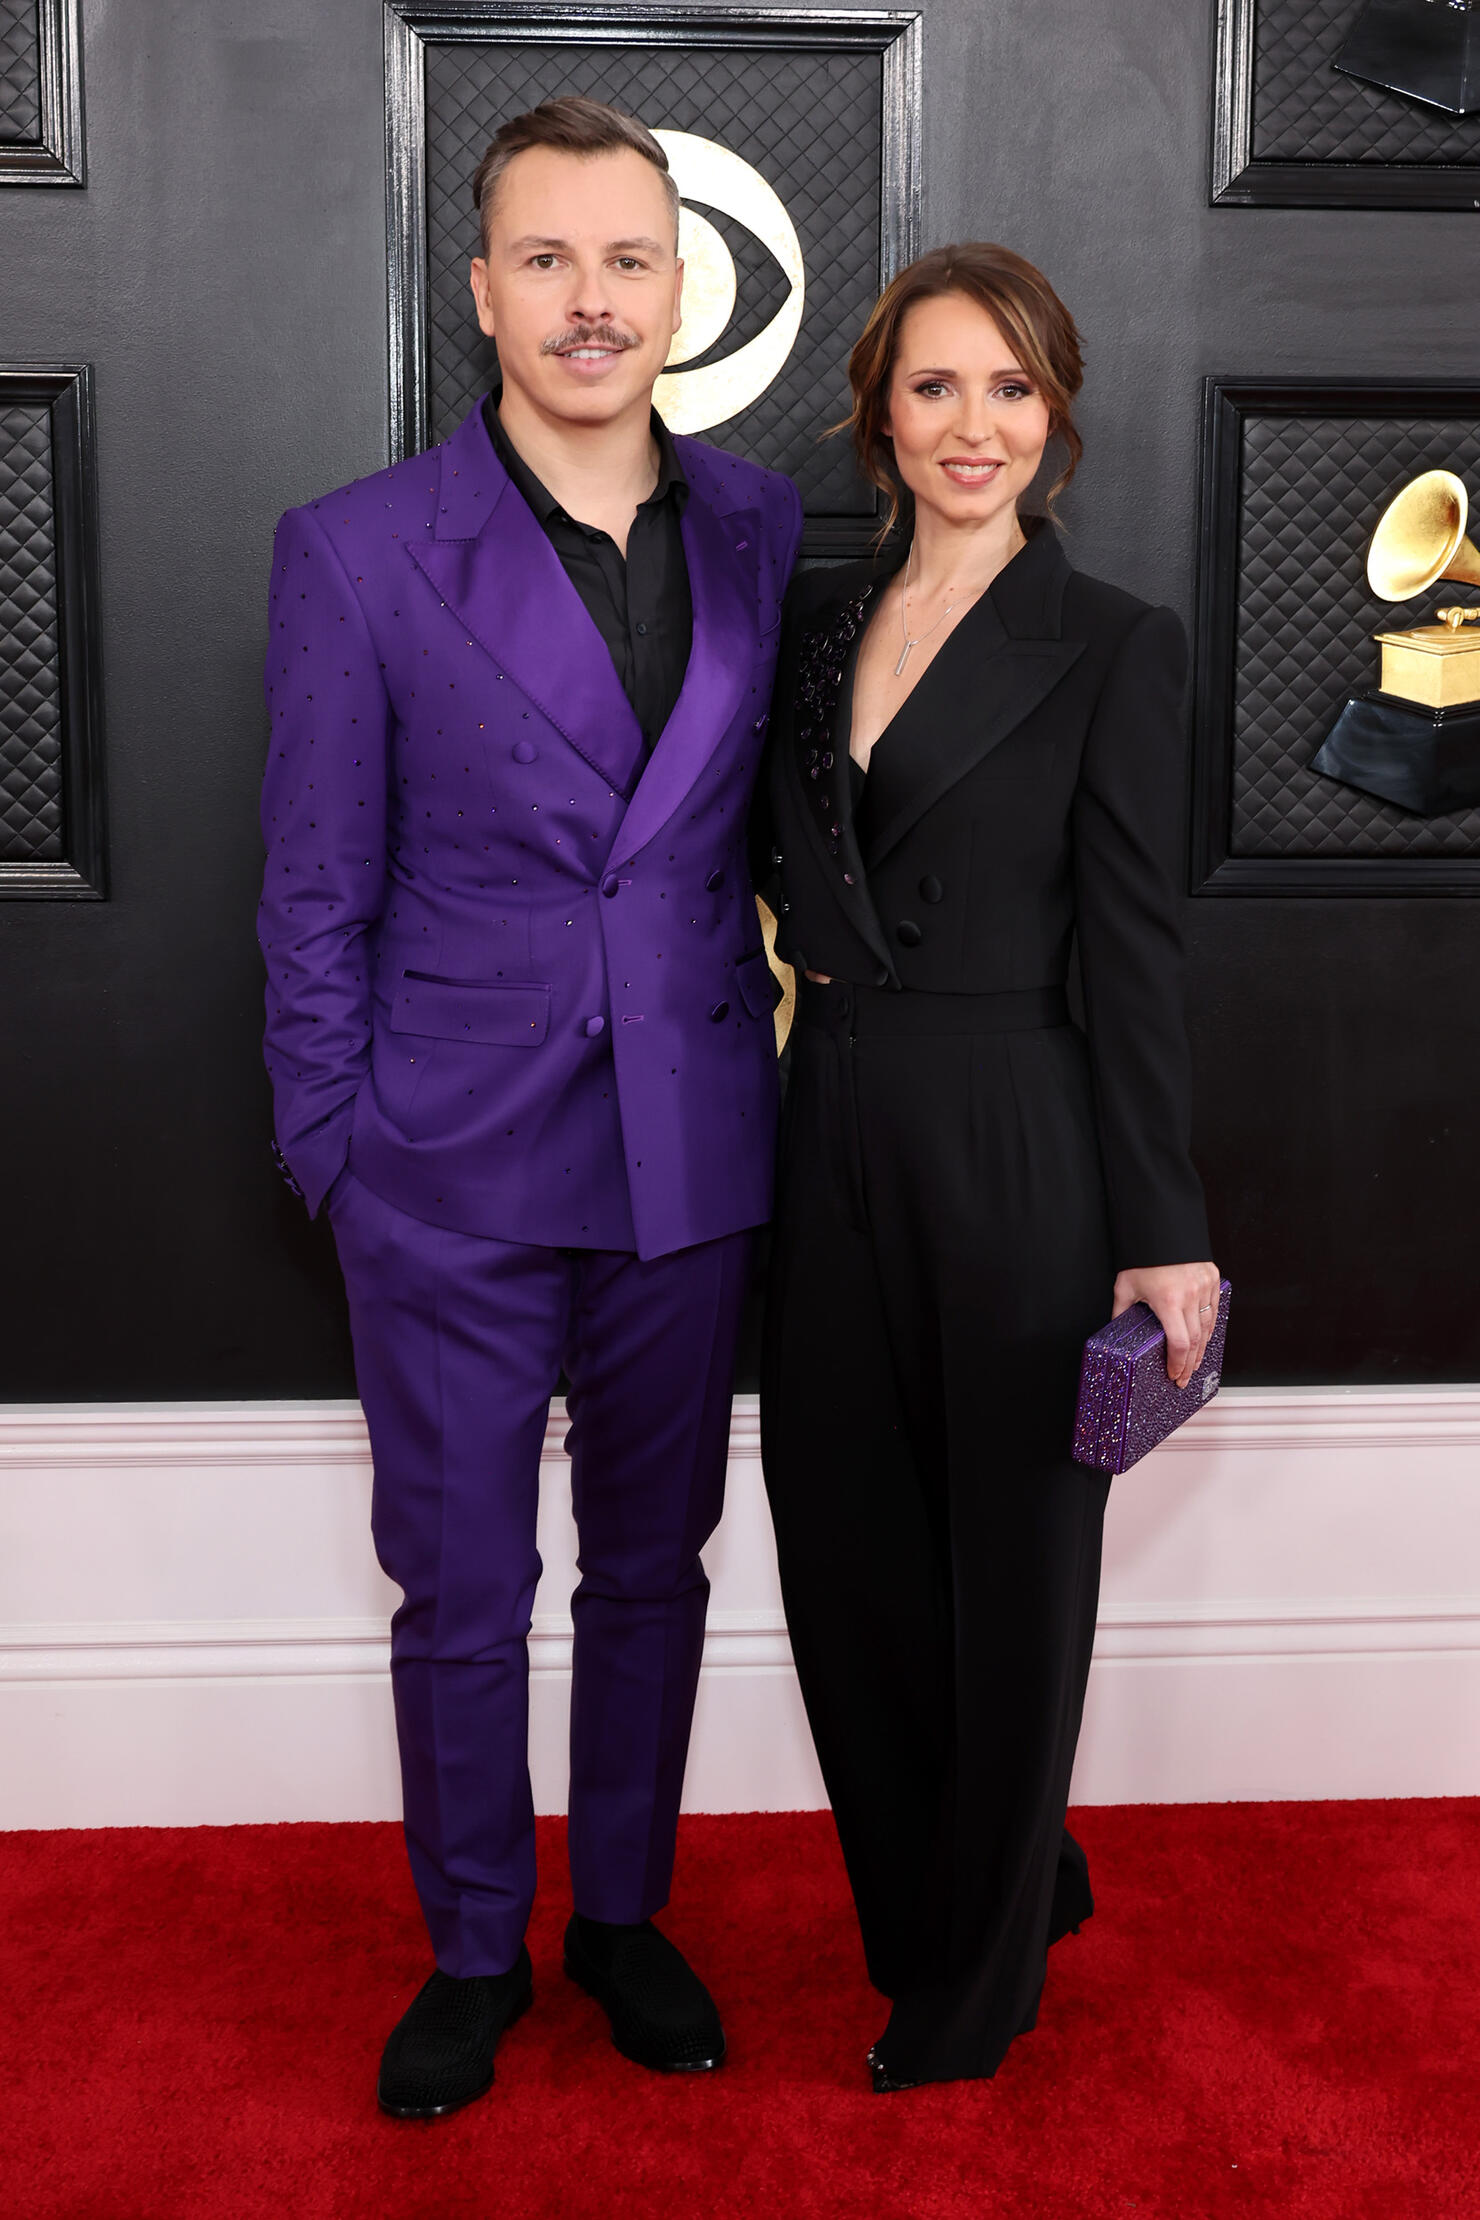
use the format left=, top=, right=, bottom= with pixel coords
left=1231, top=413, right=1480, bottom=858
left=0, top=0, right=42, bottom=144
left=423, top=38, right=881, bottom=513
left=1252, top=0, right=1480, bottom=164
left=0, top=400, right=63, bottom=861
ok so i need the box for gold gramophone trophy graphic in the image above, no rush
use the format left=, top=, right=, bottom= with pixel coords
left=1313, top=470, right=1480, bottom=815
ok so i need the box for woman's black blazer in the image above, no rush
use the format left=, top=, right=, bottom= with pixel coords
left=756, top=519, right=1210, bottom=1270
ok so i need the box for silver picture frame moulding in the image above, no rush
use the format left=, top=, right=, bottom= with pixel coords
left=0, top=364, right=106, bottom=899
left=382, top=1, right=923, bottom=557
left=1191, top=376, right=1480, bottom=897
left=0, top=0, right=85, bottom=187
left=1210, top=0, right=1480, bottom=209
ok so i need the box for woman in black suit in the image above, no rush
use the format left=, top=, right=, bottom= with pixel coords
left=757, top=244, right=1220, bottom=2091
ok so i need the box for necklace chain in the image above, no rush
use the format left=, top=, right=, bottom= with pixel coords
left=894, top=523, right=1028, bottom=678
left=896, top=543, right=959, bottom=677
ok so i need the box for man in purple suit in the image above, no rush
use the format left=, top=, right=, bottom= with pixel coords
left=258, top=98, right=801, bottom=2116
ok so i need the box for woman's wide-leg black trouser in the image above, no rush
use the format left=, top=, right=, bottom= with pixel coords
left=761, top=978, right=1116, bottom=2085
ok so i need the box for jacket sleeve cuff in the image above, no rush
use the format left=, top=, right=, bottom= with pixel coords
left=272, top=1105, right=354, bottom=1220
left=1108, top=1194, right=1214, bottom=1276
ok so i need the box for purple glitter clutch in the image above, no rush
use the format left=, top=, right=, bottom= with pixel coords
left=1071, top=1282, right=1231, bottom=1474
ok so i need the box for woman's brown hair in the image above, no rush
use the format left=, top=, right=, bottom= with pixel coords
left=842, top=243, right=1084, bottom=539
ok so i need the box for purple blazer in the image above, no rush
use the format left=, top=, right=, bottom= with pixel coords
left=258, top=400, right=803, bottom=1259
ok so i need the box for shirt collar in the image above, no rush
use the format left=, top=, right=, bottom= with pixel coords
left=483, top=386, right=688, bottom=534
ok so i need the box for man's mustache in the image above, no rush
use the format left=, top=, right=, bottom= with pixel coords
left=540, top=326, right=642, bottom=356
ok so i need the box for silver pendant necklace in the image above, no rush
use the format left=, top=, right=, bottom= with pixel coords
left=895, top=542, right=960, bottom=677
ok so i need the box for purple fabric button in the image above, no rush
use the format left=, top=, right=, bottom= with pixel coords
left=512, top=740, right=537, bottom=763
left=601, top=874, right=620, bottom=897
left=584, top=1015, right=605, bottom=1037
left=705, top=869, right=724, bottom=891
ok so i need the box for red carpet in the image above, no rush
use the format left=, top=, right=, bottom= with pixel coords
left=2, top=1801, right=1477, bottom=2219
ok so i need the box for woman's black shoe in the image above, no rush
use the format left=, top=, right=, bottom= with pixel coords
left=867, top=2043, right=922, bottom=2094
left=377, top=1947, right=533, bottom=2118
left=563, top=1914, right=725, bottom=2072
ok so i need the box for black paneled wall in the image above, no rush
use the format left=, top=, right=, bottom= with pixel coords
left=2, top=0, right=1477, bottom=1395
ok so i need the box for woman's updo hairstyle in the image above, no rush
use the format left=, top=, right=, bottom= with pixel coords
left=842, top=243, right=1084, bottom=538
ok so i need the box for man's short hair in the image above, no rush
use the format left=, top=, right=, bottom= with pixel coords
left=472, top=96, right=682, bottom=257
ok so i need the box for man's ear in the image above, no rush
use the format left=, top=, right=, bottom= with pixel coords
left=469, top=257, right=498, bottom=340
left=672, top=256, right=685, bottom=338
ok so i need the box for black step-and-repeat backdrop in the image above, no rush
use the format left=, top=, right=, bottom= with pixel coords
left=2, top=0, right=1478, bottom=1394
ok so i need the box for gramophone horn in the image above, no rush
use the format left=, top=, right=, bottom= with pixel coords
left=1367, top=469, right=1480, bottom=602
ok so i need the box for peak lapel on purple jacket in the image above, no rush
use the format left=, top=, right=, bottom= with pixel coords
left=406, top=405, right=648, bottom=798
left=613, top=484, right=756, bottom=867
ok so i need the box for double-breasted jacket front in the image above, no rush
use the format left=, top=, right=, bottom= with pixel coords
left=258, top=401, right=801, bottom=1258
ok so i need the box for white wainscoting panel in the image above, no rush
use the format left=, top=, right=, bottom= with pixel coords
left=1, top=1390, right=1477, bottom=1827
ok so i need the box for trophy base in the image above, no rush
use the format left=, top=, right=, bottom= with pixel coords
left=1313, top=689, right=1480, bottom=816
left=1335, top=0, right=1480, bottom=117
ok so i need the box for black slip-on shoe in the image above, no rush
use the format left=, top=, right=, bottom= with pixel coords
left=376, top=1946, right=533, bottom=2119
left=563, top=1914, right=725, bottom=2073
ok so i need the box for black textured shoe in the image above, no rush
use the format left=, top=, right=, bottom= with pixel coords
left=563, top=1914, right=725, bottom=2072
left=376, top=1947, right=533, bottom=2119
left=867, top=2042, right=922, bottom=2094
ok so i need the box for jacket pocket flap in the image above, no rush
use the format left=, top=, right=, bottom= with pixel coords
left=734, top=948, right=779, bottom=1020
left=391, top=973, right=550, bottom=1046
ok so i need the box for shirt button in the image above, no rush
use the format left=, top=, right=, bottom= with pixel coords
left=584, top=1016, right=605, bottom=1037
left=709, top=1000, right=730, bottom=1022
left=635, top=621, right=649, bottom=635
left=512, top=739, right=537, bottom=763
left=601, top=874, right=620, bottom=898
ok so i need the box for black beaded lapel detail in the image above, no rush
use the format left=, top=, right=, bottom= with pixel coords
left=787, top=583, right=895, bottom=980
left=794, top=587, right=872, bottom=862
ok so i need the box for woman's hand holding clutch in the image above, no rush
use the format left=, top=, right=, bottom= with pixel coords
left=1112, top=1263, right=1223, bottom=1387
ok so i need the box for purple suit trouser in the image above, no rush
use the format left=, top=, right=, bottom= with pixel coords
left=329, top=1168, right=752, bottom=1978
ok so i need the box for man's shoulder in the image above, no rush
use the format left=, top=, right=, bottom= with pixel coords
left=674, top=436, right=798, bottom=530
left=276, top=443, right=444, bottom=549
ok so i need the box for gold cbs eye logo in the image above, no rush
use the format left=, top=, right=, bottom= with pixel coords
left=650, top=130, right=806, bottom=436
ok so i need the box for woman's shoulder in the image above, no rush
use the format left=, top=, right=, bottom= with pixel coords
left=782, top=553, right=894, bottom=632
left=1059, top=562, right=1185, bottom=656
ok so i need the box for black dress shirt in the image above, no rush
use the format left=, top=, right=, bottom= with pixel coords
left=483, top=392, right=692, bottom=753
